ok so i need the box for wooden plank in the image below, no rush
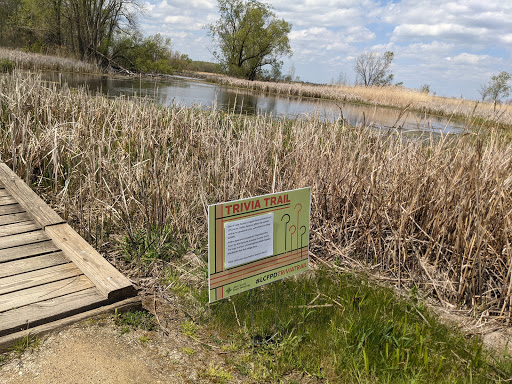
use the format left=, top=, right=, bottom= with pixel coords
left=0, top=189, right=11, bottom=197
left=0, top=263, right=82, bottom=296
left=0, top=203, right=25, bottom=216
left=0, top=230, right=50, bottom=251
left=0, top=252, right=69, bottom=279
left=0, top=275, right=95, bottom=313
left=0, top=195, right=17, bottom=206
left=0, top=296, right=142, bottom=352
left=0, top=212, right=32, bottom=226
left=0, top=163, right=65, bottom=228
left=45, top=224, right=136, bottom=300
left=0, top=287, right=107, bottom=337
left=0, top=221, right=40, bottom=237
left=0, top=240, right=61, bottom=263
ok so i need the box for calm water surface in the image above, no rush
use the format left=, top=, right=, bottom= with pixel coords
left=43, top=72, right=466, bottom=134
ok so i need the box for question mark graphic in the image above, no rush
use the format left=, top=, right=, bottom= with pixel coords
left=281, top=214, right=290, bottom=252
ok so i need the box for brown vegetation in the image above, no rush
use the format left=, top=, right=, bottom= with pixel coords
left=1, top=71, right=511, bottom=321
left=0, top=47, right=100, bottom=73
left=203, top=74, right=512, bottom=127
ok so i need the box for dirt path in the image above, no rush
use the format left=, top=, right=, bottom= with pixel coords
left=0, top=299, right=245, bottom=384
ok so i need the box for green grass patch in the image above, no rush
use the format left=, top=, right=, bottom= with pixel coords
left=113, top=310, right=156, bottom=334
left=120, top=224, right=189, bottom=267
left=200, top=268, right=512, bottom=383
left=8, top=334, right=40, bottom=358
left=0, top=58, right=14, bottom=73
left=0, top=353, right=9, bottom=367
left=201, top=363, right=232, bottom=384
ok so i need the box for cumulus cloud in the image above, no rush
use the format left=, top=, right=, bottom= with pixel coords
left=451, top=53, right=492, bottom=65
left=384, top=0, right=512, bottom=47
left=138, top=0, right=218, bottom=60
left=392, top=23, right=487, bottom=42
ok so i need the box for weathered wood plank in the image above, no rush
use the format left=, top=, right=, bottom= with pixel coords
left=0, top=221, right=40, bottom=237
left=0, top=163, right=65, bottom=228
left=0, top=189, right=11, bottom=197
left=0, top=275, right=95, bottom=313
left=0, top=252, right=69, bottom=279
left=0, top=212, right=32, bottom=226
left=0, top=230, right=52, bottom=251
left=0, top=203, right=25, bottom=216
left=0, top=240, right=61, bottom=263
left=0, top=263, right=82, bottom=296
left=0, top=296, right=142, bottom=352
left=0, top=287, right=107, bottom=337
left=0, top=195, right=17, bottom=206
left=45, top=224, right=136, bottom=300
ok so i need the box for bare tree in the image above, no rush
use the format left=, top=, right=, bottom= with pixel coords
left=63, top=0, right=140, bottom=61
left=354, top=51, right=394, bottom=86
left=478, top=82, right=490, bottom=102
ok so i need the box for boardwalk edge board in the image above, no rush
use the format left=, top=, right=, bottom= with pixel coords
left=45, top=224, right=136, bottom=300
left=0, top=163, right=65, bottom=228
left=0, top=162, right=139, bottom=344
left=0, top=163, right=136, bottom=300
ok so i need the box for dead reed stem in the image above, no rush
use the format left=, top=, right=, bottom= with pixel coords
left=0, top=47, right=101, bottom=74
left=1, top=71, right=511, bottom=320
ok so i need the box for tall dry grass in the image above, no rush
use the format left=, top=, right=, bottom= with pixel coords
left=203, top=74, right=512, bottom=127
left=1, top=71, right=511, bottom=320
left=0, top=47, right=101, bottom=73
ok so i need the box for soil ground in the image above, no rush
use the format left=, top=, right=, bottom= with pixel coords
left=0, top=296, right=249, bottom=384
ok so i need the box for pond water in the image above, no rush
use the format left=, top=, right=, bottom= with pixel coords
left=42, top=72, right=466, bottom=134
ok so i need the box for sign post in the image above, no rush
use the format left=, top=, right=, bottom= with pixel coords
left=208, top=187, right=311, bottom=303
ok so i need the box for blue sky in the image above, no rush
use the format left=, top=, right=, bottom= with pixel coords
left=139, top=0, right=512, bottom=99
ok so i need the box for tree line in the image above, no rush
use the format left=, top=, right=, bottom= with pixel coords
left=0, top=0, right=197, bottom=73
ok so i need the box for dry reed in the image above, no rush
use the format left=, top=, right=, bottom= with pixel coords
left=1, top=71, right=511, bottom=320
left=202, top=74, right=512, bottom=127
left=0, top=47, right=101, bottom=74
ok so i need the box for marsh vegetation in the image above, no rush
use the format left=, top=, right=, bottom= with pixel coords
left=1, top=60, right=512, bottom=381
left=1, top=70, right=511, bottom=319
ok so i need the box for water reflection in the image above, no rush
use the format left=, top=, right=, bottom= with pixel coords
left=41, top=72, right=466, bottom=134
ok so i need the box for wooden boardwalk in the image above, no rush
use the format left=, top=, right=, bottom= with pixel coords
left=0, top=163, right=139, bottom=351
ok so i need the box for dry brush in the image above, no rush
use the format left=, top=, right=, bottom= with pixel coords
left=1, top=71, right=511, bottom=320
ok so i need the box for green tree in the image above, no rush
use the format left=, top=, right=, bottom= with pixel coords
left=354, top=51, right=394, bottom=86
left=0, top=0, right=21, bottom=44
left=420, top=84, right=430, bottom=94
left=479, top=71, right=511, bottom=111
left=208, top=0, right=292, bottom=80
left=0, top=0, right=140, bottom=61
left=110, top=33, right=176, bottom=73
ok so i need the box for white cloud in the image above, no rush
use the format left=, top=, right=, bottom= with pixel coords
left=398, top=41, right=454, bottom=58
left=384, top=1, right=512, bottom=48
left=451, top=53, right=491, bottom=65
left=272, top=0, right=382, bottom=28
left=392, top=23, right=487, bottom=42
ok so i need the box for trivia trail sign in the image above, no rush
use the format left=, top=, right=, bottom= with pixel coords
left=208, top=187, right=311, bottom=303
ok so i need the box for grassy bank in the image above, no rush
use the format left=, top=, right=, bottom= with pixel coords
left=192, top=267, right=511, bottom=383
left=201, top=73, right=512, bottom=128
